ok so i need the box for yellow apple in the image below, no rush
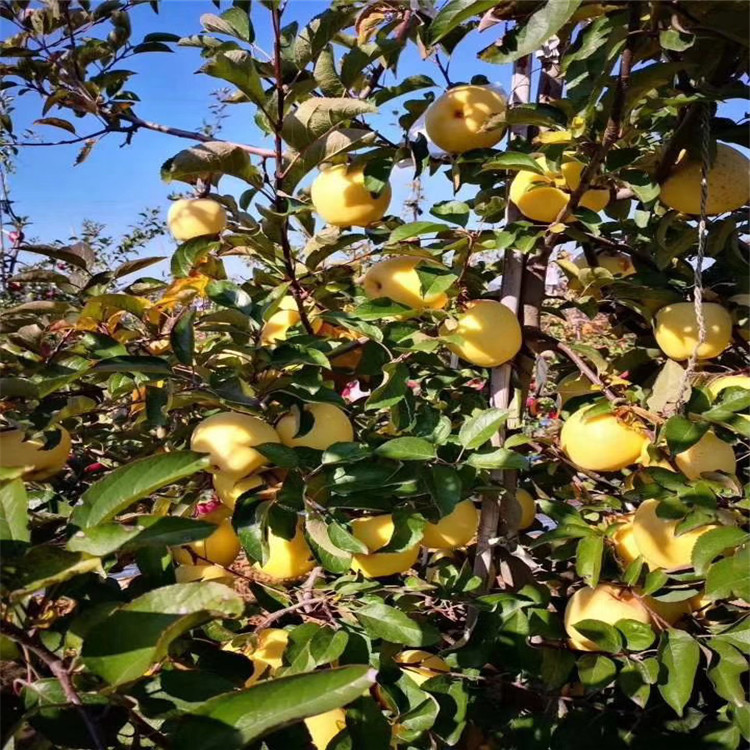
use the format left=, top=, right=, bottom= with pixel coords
left=172, top=508, right=241, bottom=567
left=362, top=257, right=450, bottom=310
left=560, top=406, right=649, bottom=472
left=394, top=649, right=450, bottom=685
left=191, top=412, right=280, bottom=480
left=645, top=595, right=694, bottom=626
left=350, top=514, right=420, bottom=578
left=260, top=296, right=323, bottom=346
left=304, top=708, right=347, bottom=749
left=564, top=583, right=651, bottom=651
left=254, top=521, right=316, bottom=582
left=246, top=628, right=289, bottom=684
left=632, top=499, right=717, bottom=571
left=424, top=85, right=507, bottom=154
left=421, top=500, right=479, bottom=550
left=659, top=143, right=750, bottom=216
left=609, top=514, right=641, bottom=567
left=167, top=198, right=227, bottom=241
left=510, top=156, right=609, bottom=223
left=174, top=563, right=235, bottom=585
left=674, top=430, right=736, bottom=479
left=0, top=427, right=71, bottom=481
left=440, top=300, right=522, bottom=368
left=514, top=488, right=536, bottom=531
left=276, top=403, right=354, bottom=451
left=310, top=164, right=391, bottom=227
left=213, top=473, right=264, bottom=510
left=654, top=302, right=733, bottom=361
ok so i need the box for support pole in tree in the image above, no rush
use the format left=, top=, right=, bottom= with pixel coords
left=471, top=55, right=532, bottom=598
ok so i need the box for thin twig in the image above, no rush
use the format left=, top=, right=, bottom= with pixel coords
left=0, top=622, right=106, bottom=750
left=254, top=597, right=326, bottom=629
left=302, top=566, right=323, bottom=613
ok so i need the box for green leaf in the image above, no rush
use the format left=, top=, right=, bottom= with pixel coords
left=572, top=618, right=622, bottom=653
left=664, top=416, right=709, bottom=455
left=576, top=535, right=603, bottom=587
left=378, top=509, right=425, bottom=553
left=618, top=661, right=652, bottom=708
left=708, top=641, right=747, bottom=706
left=466, top=448, right=528, bottom=470
left=481, top=152, right=546, bottom=174
left=480, top=0, right=583, bottom=64
left=0, top=479, right=29, bottom=543
left=706, top=545, right=750, bottom=602
left=692, top=526, right=749, bottom=575
left=200, top=8, right=253, bottom=42
left=202, top=51, right=264, bottom=104
left=321, top=442, right=370, bottom=465
left=427, top=0, right=501, bottom=46
left=355, top=298, right=412, bottom=320
left=35, top=117, right=76, bottom=134
left=388, top=222, right=449, bottom=243
left=366, top=362, right=410, bottom=410
left=82, top=582, right=243, bottom=685
left=93, top=356, right=172, bottom=375
left=305, top=512, right=355, bottom=565
left=66, top=516, right=216, bottom=557
left=459, top=408, right=507, bottom=449
left=415, top=265, right=458, bottom=300
left=419, top=465, right=462, bottom=517
left=162, top=142, right=261, bottom=185
left=171, top=309, right=196, bottom=366
left=9, top=547, right=102, bottom=601
left=171, top=666, right=376, bottom=750
left=254, top=443, right=299, bottom=469
left=355, top=603, right=439, bottom=646
left=616, top=619, right=656, bottom=651
left=171, top=236, right=221, bottom=278
left=375, top=437, right=436, bottom=461
left=206, top=280, right=254, bottom=315
left=659, top=29, right=694, bottom=52
left=430, top=200, right=471, bottom=227
left=578, top=653, right=616, bottom=690
left=643, top=568, right=669, bottom=596
left=71, top=451, right=211, bottom=529
left=282, top=98, right=376, bottom=151
left=658, top=629, right=700, bottom=716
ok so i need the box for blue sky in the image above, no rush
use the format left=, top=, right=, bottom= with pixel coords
left=7, top=1, right=746, bottom=274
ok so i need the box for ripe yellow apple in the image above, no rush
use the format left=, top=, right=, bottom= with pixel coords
left=310, top=164, right=391, bottom=227
left=560, top=407, right=649, bottom=472
left=421, top=500, right=479, bottom=550
left=350, top=514, right=420, bottom=578
left=510, top=156, right=609, bottom=223
left=260, top=296, right=323, bottom=346
left=254, top=521, right=316, bottom=581
left=674, top=430, right=736, bottom=479
left=167, top=198, right=227, bottom=241
left=191, top=412, right=280, bottom=480
left=213, top=473, right=264, bottom=510
left=245, top=628, right=289, bottom=684
left=609, top=514, right=641, bottom=566
left=557, top=372, right=629, bottom=406
left=440, top=300, right=522, bottom=368
left=707, top=374, right=750, bottom=399
left=514, top=488, right=536, bottom=531
left=174, top=563, right=235, bottom=585
left=362, top=257, right=450, bottom=311
left=0, top=427, right=71, bottom=481
left=276, top=403, right=354, bottom=451
left=424, top=85, right=507, bottom=154
left=659, top=143, right=750, bottom=216
left=304, top=708, right=347, bottom=749
left=632, top=499, right=717, bottom=571
left=564, top=583, right=651, bottom=651
left=172, top=508, right=241, bottom=567
left=645, top=595, right=694, bottom=626
left=394, top=649, right=450, bottom=685
left=654, top=302, right=733, bottom=361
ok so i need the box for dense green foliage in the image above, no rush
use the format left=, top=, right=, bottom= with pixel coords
left=0, top=1, right=748, bottom=749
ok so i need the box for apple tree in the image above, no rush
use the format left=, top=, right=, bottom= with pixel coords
left=0, top=1, right=748, bottom=749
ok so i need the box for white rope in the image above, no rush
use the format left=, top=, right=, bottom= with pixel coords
left=676, top=104, right=711, bottom=409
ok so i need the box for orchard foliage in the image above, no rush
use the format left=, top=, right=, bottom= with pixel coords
left=1, top=1, right=749, bottom=749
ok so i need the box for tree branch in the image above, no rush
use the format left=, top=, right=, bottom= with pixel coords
left=0, top=621, right=106, bottom=750
left=271, top=3, right=314, bottom=334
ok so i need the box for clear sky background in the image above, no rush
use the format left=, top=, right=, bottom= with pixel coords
left=5, top=1, right=746, bottom=276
